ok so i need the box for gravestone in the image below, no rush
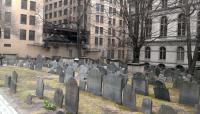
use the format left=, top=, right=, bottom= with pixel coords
left=65, top=77, right=79, bottom=114
left=79, top=80, right=86, bottom=91
left=154, top=67, right=161, bottom=77
left=35, top=55, right=43, bottom=71
left=195, top=104, right=200, bottom=114
left=107, top=63, right=119, bottom=73
left=64, top=66, right=74, bottom=84
left=4, top=75, right=11, bottom=87
left=141, top=98, right=152, bottom=114
left=29, top=61, right=35, bottom=70
left=48, top=60, right=58, bottom=74
left=132, top=72, right=148, bottom=96
left=164, top=68, right=174, bottom=77
left=173, top=76, right=184, bottom=89
left=25, top=95, right=32, bottom=105
left=36, top=78, right=44, bottom=99
left=157, top=104, right=177, bottom=114
left=56, top=111, right=65, bottom=114
left=179, top=82, right=199, bottom=106
left=153, top=80, right=170, bottom=101
left=79, top=65, right=89, bottom=80
left=10, top=73, right=17, bottom=93
left=53, top=88, right=64, bottom=107
left=59, top=70, right=65, bottom=83
left=87, top=68, right=102, bottom=96
left=103, top=73, right=123, bottom=104
left=122, top=84, right=136, bottom=111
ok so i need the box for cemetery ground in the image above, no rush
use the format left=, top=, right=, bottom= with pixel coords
left=0, top=66, right=194, bottom=114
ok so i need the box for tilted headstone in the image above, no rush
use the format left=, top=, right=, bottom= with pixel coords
left=64, top=66, right=74, bottom=84
left=103, top=72, right=123, bottom=104
left=87, top=68, right=102, bottom=96
left=10, top=72, right=18, bottom=93
left=65, top=77, right=79, bottom=114
left=157, top=104, right=177, bottom=114
left=179, top=82, right=200, bottom=106
left=36, top=78, right=44, bottom=99
left=4, top=75, right=11, bottom=87
left=132, top=72, right=149, bottom=96
left=53, top=88, right=64, bottom=107
left=59, top=71, right=65, bottom=83
left=141, top=98, right=152, bottom=114
left=122, top=84, right=136, bottom=111
left=153, top=80, right=170, bottom=101
left=35, top=55, right=43, bottom=71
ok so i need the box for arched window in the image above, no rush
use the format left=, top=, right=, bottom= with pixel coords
left=145, top=47, right=151, bottom=59
left=160, top=47, right=166, bottom=60
left=160, top=16, right=168, bottom=37
left=178, top=14, right=186, bottom=36
left=145, top=18, right=152, bottom=38
left=197, top=12, right=200, bottom=36
left=177, top=47, right=184, bottom=61
left=162, top=0, right=168, bottom=8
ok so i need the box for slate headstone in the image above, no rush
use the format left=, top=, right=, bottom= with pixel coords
left=179, top=82, right=200, bottom=106
left=35, top=55, right=43, bottom=71
left=12, top=71, right=18, bottom=82
left=79, top=80, right=86, bottom=91
left=10, top=74, right=17, bottom=93
left=103, top=73, right=123, bottom=104
left=4, top=75, right=11, bottom=87
left=122, top=84, right=136, bottom=111
left=53, top=88, right=64, bottom=107
left=64, top=66, right=74, bottom=84
left=59, top=71, right=65, bottom=83
left=157, top=104, right=177, bottom=114
left=36, top=78, right=44, bottom=99
left=65, top=77, right=79, bottom=114
left=87, top=68, right=102, bottom=96
left=153, top=80, right=170, bottom=101
left=25, top=95, right=33, bottom=105
left=141, top=98, right=152, bottom=114
left=132, top=72, right=149, bottom=96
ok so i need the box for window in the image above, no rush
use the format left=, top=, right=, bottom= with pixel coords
left=64, top=8, right=68, bottom=15
left=95, top=37, right=98, bottom=46
left=108, top=28, right=111, bottom=35
left=197, top=12, right=200, bottom=36
left=49, top=13, right=52, bottom=19
left=108, top=38, right=111, bottom=45
left=64, top=0, right=68, bottom=5
left=5, top=0, right=11, bottom=6
left=45, top=14, right=48, bottom=19
left=54, top=2, right=57, bottom=8
left=177, top=47, right=184, bottom=61
left=162, top=0, right=167, bottom=8
left=108, top=18, right=111, bottom=25
left=113, top=18, right=116, bottom=26
left=54, top=11, right=57, bottom=17
left=59, top=10, right=62, bottom=16
left=29, top=15, right=35, bottom=25
left=95, top=26, right=99, bottom=34
left=99, top=38, right=103, bottom=46
left=112, top=39, right=115, bottom=47
left=111, top=50, right=114, bottom=59
left=145, top=47, right=151, bottom=59
left=4, top=28, right=11, bottom=39
left=96, top=15, right=100, bottom=22
left=29, top=30, right=35, bottom=41
left=160, top=47, right=166, bottom=60
left=5, top=12, right=11, bottom=25
left=160, top=16, right=168, bottom=37
left=178, top=14, right=186, bottom=36
left=20, top=29, right=26, bottom=40
left=21, top=0, right=27, bottom=9
left=119, top=20, right=123, bottom=27
left=49, top=4, right=52, bottom=10
left=4, top=44, right=11, bottom=47
left=20, top=14, right=27, bottom=24
left=118, top=50, right=121, bottom=59
left=145, top=18, right=152, bottom=38
left=45, top=5, right=48, bottom=11
left=109, top=7, right=112, bottom=14
left=30, top=1, right=36, bottom=11
left=100, top=27, right=103, bottom=34
left=112, top=29, right=115, bottom=36
left=59, top=1, right=62, bottom=7
left=96, top=4, right=104, bottom=12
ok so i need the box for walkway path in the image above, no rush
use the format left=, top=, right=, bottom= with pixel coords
left=0, top=94, right=18, bottom=114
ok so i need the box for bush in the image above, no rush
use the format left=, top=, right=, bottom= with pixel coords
left=43, top=99, right=56, bottom=111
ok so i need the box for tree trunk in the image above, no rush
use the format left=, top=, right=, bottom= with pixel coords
left=132, top=47, right=140, bottom=63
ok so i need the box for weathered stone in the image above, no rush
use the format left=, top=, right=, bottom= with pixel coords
left=103, top=73, right=123, bottom=104
left=141, top=98, right=152, bottom=114
left=132, top=72, right=148, bottom=96
left=87, top=68, right=102, bottom=96
left=179, top=82, right=199, bottom=106
left=4, top=75, right=11, bottom=87
left=79, top=65, right=89, bottom=80
left=59, top=71, right=65, bottom=83
left=157, top=104, right=177, bottom=114
left=154, top=67, right=161, bottom=77
left=35, top=55, right=43, bottom=71
left=153, top=81, right=170, bottom=101
left=64, top=66, right=74, bottom=84
left=10, top=77, right=17, bottom=93
left=53, top=88, right=64, bottom=107
left=122, top=84, right=136, bottom=111
left=65, top=77, right=79, bottom=114
left=36, top=78, right=44, bottom=99
left=107, top=63, right=119, bottom=73
left=25, top=95, right=32, bottom=105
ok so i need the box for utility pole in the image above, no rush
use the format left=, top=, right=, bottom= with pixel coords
left=77, top=0, right=81, bottom=58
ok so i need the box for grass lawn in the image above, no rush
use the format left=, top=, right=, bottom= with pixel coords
left=0, top=66, right=195, bottom=114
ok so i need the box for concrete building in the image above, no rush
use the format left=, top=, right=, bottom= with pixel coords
left=44, top=0, right=128, bottom=61
left=0, top=0, right=45, bottom=59
left=140, top=0, right=200, bottom=68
